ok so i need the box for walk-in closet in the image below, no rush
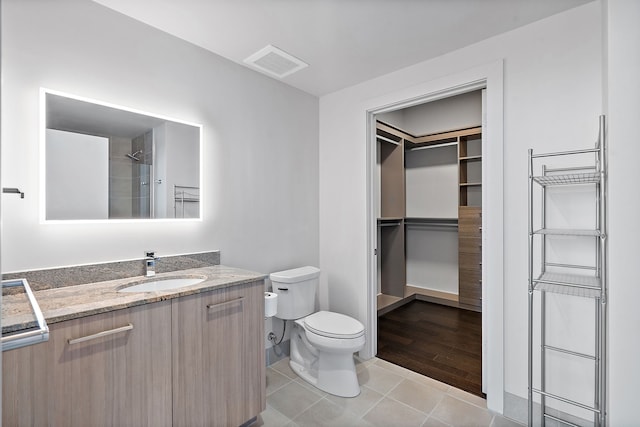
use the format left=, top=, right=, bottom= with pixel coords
left=375, top=90, right=485, bottom=395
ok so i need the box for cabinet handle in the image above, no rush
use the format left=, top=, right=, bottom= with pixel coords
left=68, top=323, right=133, bottom=345
left=206, top=296, right=244, bottom=311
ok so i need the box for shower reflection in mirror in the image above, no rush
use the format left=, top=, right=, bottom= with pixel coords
left=42, top=89, right=202, bottom=221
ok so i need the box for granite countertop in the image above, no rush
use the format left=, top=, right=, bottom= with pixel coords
left=2, top=265, right=266, bottom=334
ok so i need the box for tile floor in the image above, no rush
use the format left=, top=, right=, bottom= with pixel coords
left=255, top=357, right=524, bottom=427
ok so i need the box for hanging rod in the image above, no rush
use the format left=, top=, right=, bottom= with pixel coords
left=404, top=218, right=458, bottom=228
left=376, top=135, right=401, bottom=146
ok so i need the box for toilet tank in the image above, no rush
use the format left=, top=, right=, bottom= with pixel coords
left=270, top=266, right=320, bottom=320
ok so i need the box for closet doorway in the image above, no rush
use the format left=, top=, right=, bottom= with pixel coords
left=373, top=90, right=485, bottom=396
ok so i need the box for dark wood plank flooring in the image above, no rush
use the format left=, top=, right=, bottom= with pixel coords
left=377, top=300, right=483, bottom=397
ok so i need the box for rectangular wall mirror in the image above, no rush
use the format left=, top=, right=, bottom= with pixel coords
left=42, top=89, right=202, bottom=221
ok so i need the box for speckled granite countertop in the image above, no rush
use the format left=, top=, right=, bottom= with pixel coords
left=2, top=265, right=266, bottom=334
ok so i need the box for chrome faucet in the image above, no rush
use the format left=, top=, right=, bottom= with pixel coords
left=145, top=251, right=159, bottom=277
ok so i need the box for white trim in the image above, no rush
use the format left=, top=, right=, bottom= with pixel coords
left=364, top=60, right=504, bottom=413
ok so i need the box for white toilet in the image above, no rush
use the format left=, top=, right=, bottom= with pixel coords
left=270, top=266, right=365, bottom=397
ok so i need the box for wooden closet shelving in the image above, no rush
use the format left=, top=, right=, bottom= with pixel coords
left=376, top=121, right=483, bottom=311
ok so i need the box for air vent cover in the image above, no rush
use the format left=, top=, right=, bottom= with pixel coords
left=243, top=45, right=308, bottom=79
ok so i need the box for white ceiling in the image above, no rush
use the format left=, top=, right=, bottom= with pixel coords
left=93, top=0, right=592, bottom=97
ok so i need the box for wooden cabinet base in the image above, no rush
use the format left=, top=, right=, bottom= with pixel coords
left=3, top=280, right=266, bottom=427
left=459, top=206, right=482, bottom=309
left=3, top=301, right=172, bottom=426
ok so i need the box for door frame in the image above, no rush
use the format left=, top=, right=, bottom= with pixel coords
left=364, top=60, right=504, bottom=412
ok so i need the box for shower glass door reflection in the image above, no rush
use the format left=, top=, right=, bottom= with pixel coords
left=133, top=163, right=152, bottom=218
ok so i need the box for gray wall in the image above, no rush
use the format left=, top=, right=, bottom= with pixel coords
left=1, top=0, right=319, bottom=277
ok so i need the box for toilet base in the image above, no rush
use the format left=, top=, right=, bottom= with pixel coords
left=289, top=322, right=362, bottom=398
left=289, top=355, right=361, bottom=398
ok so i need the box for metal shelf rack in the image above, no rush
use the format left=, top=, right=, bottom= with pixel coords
left=527, top=116, right=607, bottom=426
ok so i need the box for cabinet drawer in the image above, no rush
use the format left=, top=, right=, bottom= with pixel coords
left=459, top=252, right=481, bottom=270
left=459, top=237, right=481, bottom=254
left=459, top=267, right=481, bottom=286
left=459, top=268, right=482, bottom=308
left=459, top=206, right=481, bottom=221
left=459, top=207, right=482, bottom=235
left=459, top=295, right=482, bottom=308
left=459, top=219, right=481, bottom=235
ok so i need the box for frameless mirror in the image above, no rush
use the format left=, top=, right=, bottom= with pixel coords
left=43, top=89, right=202, bottom=221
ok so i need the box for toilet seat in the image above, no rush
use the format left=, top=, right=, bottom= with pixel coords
left=304, top=311, right=364, bottom=339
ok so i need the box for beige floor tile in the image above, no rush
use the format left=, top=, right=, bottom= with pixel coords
left=491, top=414, right=526, bottom=427
left=404, top=370, right=451, bottom=392
left=293, top=398, right=362, bottom=426
left=447, top=386, right=487, bottom=409
left=267, top=367, right=293, bottom=395
left=357, top=363, right=404, bottom=395
left=352, top=418, right=377, bottom=427
left=374, top=358, right=415, bottom=377
left=267, top=381, right=324, bottom=420
left=294, top=377, right=329, bottom=397
left=431, top=395, right=493, bottom=427
left=271, top=358, right=298, bottom=379
left=362, top=397, right=428, bottom=427
left=325, top=385, right=385, bottom=417
left=355, top=356, right=377, bottom=373
left=422, top=416, right=453, bottom=427
left=254, top=404, right=293, bottom=427
left=388, top=378, right=446, bottom=414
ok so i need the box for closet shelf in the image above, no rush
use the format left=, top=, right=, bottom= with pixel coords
left=533, top=228, right=601, bottom=237
left=533, top=172, right=600, bottom=187
left=533, top=272, right=602, bottom=298
left=459, top=155, right=482, bottom=161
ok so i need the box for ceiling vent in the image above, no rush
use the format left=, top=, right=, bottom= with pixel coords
left=243, top=45, right=308, bottom=79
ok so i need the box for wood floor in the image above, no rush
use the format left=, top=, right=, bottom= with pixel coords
left=377, top=300, right=483, bottom=397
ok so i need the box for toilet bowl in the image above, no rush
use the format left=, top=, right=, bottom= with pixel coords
left=271, top=267, right=365, bottom=397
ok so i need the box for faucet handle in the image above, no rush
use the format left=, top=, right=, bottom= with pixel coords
left=145, top=251, right=156, bottom=259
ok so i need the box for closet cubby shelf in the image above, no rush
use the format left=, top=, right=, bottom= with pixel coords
left=459, top=155, right=482, bottom=161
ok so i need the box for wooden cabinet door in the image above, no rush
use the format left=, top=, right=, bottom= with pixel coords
left=172, top=280, right=265, bottom=427
left=3, top=301, right=172, bottom=427
left=459, top=206, right=482, bottom=308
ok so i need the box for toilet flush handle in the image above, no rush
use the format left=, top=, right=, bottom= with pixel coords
left=277, top=287, right=289, bottom=291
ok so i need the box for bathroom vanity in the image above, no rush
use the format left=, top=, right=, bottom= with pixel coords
left=2, top=265, right=266, bottom=427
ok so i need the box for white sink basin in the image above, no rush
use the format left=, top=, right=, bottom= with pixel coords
left=119, top=277, right=206, bottom=293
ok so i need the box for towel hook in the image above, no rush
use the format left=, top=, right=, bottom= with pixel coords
left=2, top=188, right=24, bottom=199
